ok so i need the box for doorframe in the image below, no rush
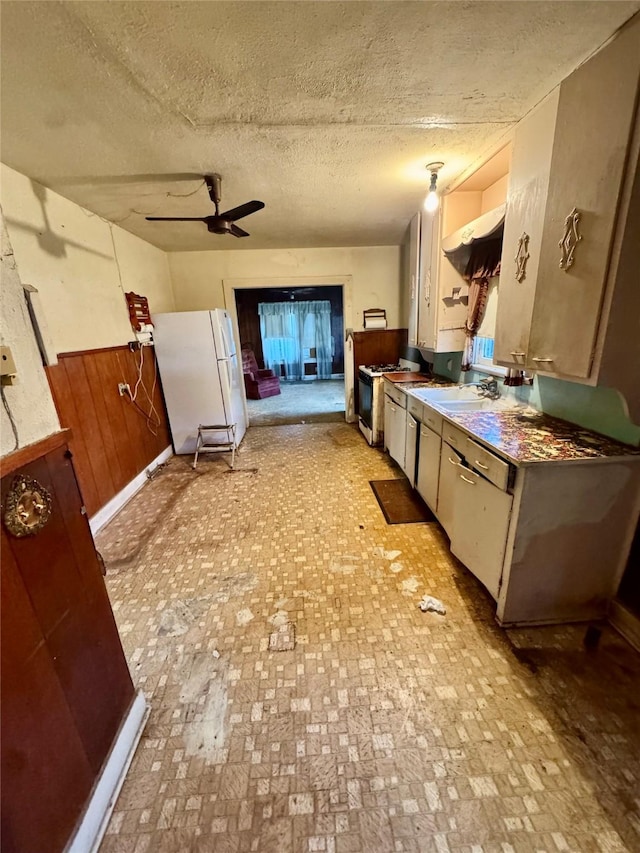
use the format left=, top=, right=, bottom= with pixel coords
left=222, top=275, right=356, bottom=422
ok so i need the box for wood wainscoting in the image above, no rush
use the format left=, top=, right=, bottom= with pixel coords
left=1, top=431, right=135, bottom=853
left=46, top=345, right=171, bottom=517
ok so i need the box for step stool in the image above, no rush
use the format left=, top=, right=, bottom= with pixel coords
left=193, top=423, right=237, bottom=470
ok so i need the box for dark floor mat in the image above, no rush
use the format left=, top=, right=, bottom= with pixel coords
left=370, top=478, right=436, bottom=524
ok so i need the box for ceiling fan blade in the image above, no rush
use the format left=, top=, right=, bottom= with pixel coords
left=220, top=200, right=265, bottom=221
left=230, top=224, right=250, bottom=238
left=145, top=216, right=207, bottom=221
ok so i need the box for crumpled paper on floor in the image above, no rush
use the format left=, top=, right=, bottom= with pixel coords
left=418, top=595, right=446, bottom=615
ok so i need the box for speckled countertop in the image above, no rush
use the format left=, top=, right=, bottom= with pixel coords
left=402, top=386, right=640, bottom=465
left=383, top=374, right=454, bottom=390
left=437, top=406, right=640, bottom=465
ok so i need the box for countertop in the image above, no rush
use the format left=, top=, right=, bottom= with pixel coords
left=383, top=373, right=454, bottom=389
left=404, top=389, right=640, bottom=465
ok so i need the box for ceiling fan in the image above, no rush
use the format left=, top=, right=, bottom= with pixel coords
left=146, top=174, right=264, bottom=237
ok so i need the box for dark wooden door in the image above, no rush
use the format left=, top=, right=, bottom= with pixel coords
left=1, top=436, right=134, bottom=853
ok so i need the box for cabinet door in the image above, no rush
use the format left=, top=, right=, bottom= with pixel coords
left=494, top=89, right=559, bottom=367
left=407, top=213, right=421, bottom=346
left=417, top=424, right=441, bottom=511
left=437, top=441, right=463, bottom=538
left=403, top=415, right=418, bottom=485
left=417, top=208, right=441, bottom=349
left=527, top=20, right=640, bottom=378
left=389, top=404, right=407, bottom=470
left=450, top=468, right=513, bottom=600
left=384, top=394, right=405, bottom=467
left=383, top=392, right=392, bottom=452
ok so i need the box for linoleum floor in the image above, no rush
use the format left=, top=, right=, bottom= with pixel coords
left=97, top=423, right=640, bottom=853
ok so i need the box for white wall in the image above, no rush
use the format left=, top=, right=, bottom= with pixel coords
left=0, top=207, right=60, bottom=456
left=0, top=164, right=175, bottom=355
left=168, top=246, right=402, bottom=329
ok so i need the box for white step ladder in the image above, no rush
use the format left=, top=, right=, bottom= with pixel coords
left=192, top=423, right=237, bottom=469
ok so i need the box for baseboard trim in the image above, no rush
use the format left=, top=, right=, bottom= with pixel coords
left=609, top=599, right=640, bottom=653
left=90, top=446, right=173, bottom=534
left=66, top=689, right=149, bottom=853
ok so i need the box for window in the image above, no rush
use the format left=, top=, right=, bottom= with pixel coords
left=469, top=277, right=506, bottom=376
left=472, top=335, right=495, bottom=366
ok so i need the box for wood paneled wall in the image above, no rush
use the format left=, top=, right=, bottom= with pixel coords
left=352, top=329, right=408, bottom=413
left=1, top=432, right=134, bottom=853
left=46, top=346, right=171, bottom=517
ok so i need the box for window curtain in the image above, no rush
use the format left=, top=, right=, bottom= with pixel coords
left=460, top=238, right=502, bottom=371
left=258, top=300, right=333, bottom=380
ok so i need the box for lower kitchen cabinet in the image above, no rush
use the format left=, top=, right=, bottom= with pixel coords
left=406, top=392, right=640, bottom=627
left=403, top=415, right=418, bottom=485
left=384, top=391, right=407, bottom=470
left=436, top=442, right=462, bottom=539
left=449, top=465, right=513, bottom=600
left=496, top=461, right=640, bottom=626
left=416, top=424, right=441, bottom=511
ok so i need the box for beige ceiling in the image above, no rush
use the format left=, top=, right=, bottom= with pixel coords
left=2, top=1, right=639, bottom=252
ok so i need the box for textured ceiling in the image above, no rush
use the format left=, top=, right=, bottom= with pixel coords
left=2, top=1, right=639, bottom=251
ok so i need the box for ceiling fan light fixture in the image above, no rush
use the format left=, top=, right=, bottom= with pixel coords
left=424, top=162, right=444, bottom=214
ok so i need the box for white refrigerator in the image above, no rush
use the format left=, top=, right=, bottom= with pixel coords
left=152, top=309, right=247, bottom=454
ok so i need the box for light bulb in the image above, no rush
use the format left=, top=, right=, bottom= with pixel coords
left=424, top=190, right=439, bottom=213
left=423, top=161, right=444, bottom=215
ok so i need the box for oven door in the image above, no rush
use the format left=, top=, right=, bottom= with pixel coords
left=359, top=374, right=374, bottom=429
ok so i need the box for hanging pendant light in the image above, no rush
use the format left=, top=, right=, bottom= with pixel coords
left=424, top=162, right=444, bottom=214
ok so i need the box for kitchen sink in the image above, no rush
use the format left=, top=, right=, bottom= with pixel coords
left=412, top=386, right=482, bottom=402
left=436, top=398, right=519, bottom=412
left=410, top=385, right=519, bottom=413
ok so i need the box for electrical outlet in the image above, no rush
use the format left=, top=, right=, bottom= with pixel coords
left=118, top=382, right=130, bottom=396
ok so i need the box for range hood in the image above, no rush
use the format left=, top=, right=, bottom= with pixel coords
left=442, top=203, right=505, bottom=276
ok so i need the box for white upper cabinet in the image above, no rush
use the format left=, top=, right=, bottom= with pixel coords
left=405, top=212, right=421, bottom=347
left=494, top=14, right=640, bottom=394
left=528, top=17, right=640, bottom=379
left=416, top=206, right=441, bottom=350
left=494, top=89, right=560, bottom=368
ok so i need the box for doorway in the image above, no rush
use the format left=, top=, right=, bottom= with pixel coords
left=224, top=276, right=355, bottom=426
left=234, top=286, right=344, bottom=425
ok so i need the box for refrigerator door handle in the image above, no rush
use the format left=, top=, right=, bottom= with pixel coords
left=223, top=357, right=233, bottom=398
left=220, top=315, right=235, bottom=359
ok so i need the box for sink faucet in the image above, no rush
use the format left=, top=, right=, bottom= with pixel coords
left=479, top=377, right=500, bottom=399
left=464, top=377, right=501, bottom=399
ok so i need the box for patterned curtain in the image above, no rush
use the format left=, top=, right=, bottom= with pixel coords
left=258, top=300, right=333, bottom=380
left=460, top=238, right=502, bottom=372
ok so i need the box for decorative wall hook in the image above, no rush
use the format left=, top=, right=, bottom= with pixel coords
left=514, top=232, right=530, bottom=282
left=559, top=207, right=582, bottom=271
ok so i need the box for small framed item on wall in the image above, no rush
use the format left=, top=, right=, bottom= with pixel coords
left=363, top=308, right=387, bottom=330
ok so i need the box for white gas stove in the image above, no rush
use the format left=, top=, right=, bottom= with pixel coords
left=358, top=359, right=418, bottom=445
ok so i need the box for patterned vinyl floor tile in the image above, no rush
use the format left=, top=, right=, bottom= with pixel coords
left=96, top=423, right=640, bottom=853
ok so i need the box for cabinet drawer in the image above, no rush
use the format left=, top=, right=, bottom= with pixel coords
left=421, top=405, right=442, bottom=435
left=441, top=422, right=468, bottom=454
left=407, top=396, right=423, bottom=420
left=384, top=381, right=406, bottom=407
left=466, top=439, right=511, bottom=491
